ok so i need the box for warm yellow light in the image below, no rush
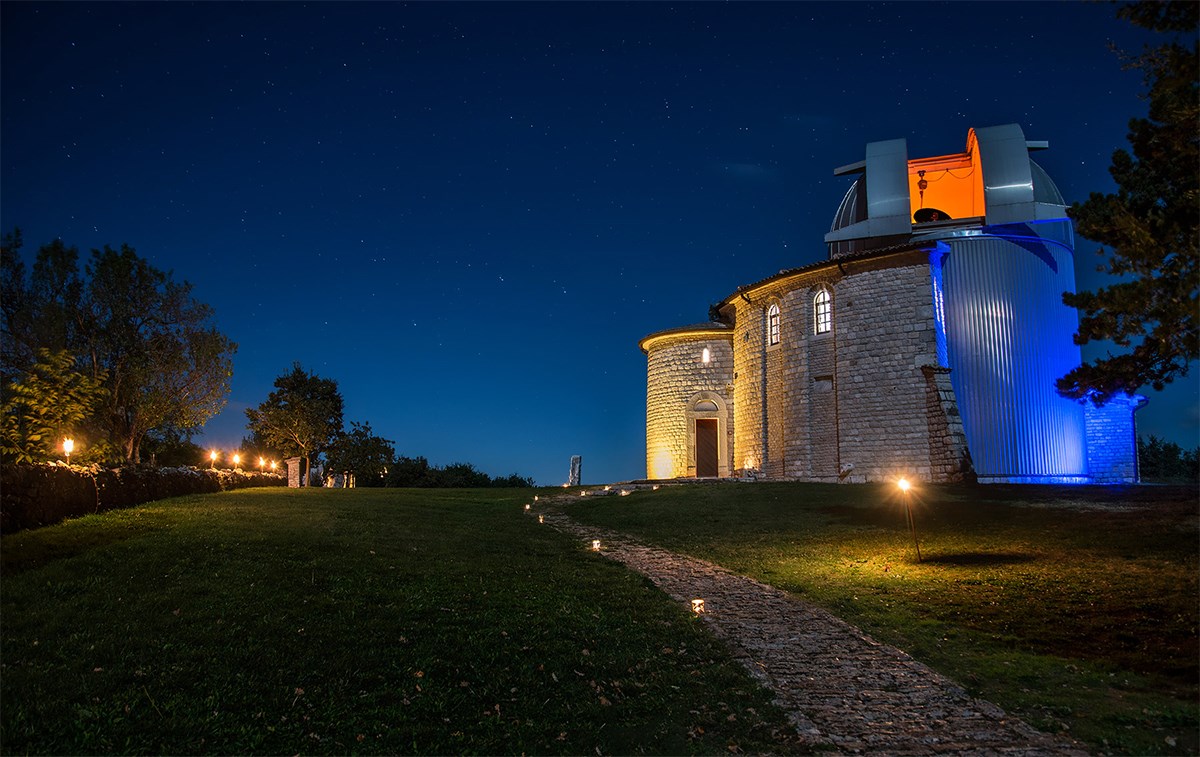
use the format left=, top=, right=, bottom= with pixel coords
left=524, top=503, right=531, bottom=512
left=580, top=490, right=587, bottom=497
left=691, top=598, right=705, bottom=614
left=650, top=448, right=675, bottom=480
left=538, top=514, right=545, bottom=524
left=619, top=490, right=629, bottom=496
left=652, top=484, right=660, bottom=491
left=604, top=485, right=611, bottom=491
left=591, top=539, right=601, bottom=551
left=270, top=460, right=278, bottom=471
left=534, top=495, right=539, bottom=501
left=232, top=454, right=241, bottom=467
left=63, top=438, right=75, bottom=464
left=210, top=450, right=218, bottom=468
left=898, top=478, right=911, bottom=492
left=258, top=456, right=266, bottom=471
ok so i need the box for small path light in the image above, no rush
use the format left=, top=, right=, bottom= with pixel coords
left=524, top=503, right=531, bottom=513
left=232, top=453, right=241, bottom=469
left=898, top=478, right=922, bottom=562
left=210, top=450, right=218, bottom=469
left=691, top=598, right=706, bottom=614
left=538, top=514, right=545, bottom=524
left=62, top=438, right=74, bottom=465
left=591, top=539, right=601, bottom=552
left=259, top=456, right=266, bottom=473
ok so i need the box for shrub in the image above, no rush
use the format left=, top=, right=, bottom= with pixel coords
left=0, top=462, right=285, bottom=534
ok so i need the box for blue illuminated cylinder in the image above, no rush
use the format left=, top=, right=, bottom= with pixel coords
left=935, top=222, right=1088, bottom=482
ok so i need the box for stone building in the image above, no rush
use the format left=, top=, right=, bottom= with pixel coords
left=640, top=124, right=1144, bottom=484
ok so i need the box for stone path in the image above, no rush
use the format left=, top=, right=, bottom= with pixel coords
left=537, top=496, right=1089, bottom=756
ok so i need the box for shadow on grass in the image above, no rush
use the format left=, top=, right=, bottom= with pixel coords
left=922, top=552, right=1035, bottom=566
left=1, top=522, right=159, bottom=576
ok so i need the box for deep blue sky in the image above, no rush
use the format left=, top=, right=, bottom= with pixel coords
left=3, top=2, right=1195, bottom=484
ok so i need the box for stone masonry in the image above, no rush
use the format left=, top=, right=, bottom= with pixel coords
left=720, top=250, right=946, bottom=484
left=642, top=327, right=734, bottom=479
left=1084, top=395, right=1146, bottom=483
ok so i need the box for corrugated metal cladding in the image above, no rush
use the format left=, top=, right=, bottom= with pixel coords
left=939, top=236, right=1087, bottom=479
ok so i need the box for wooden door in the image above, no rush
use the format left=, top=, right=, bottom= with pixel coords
left=695, top=419, right=719, bottom=477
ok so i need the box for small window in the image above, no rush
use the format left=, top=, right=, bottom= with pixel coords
left=814, top=289, right=832, bottom=334
left=694, top=399, right=719, bottom=412
left=767, top=303, right=781, bottom=345
left=701, top=347, right=711, bottom=364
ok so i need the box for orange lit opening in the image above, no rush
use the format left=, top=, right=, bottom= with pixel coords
left=908, top=131, right=985, bottom=223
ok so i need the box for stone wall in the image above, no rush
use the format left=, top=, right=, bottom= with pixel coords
left=1084, top=395, right=1145, bottom=483
left=732, top=307, right=765, bottom=474
left=644, top=331, right=734, bottom=479
left=1, top=463, right=286, bottom=534
left=726, top=252, right=947, bottom=483
left=832, top=258, right=941, bottom=482
left=922, top=365, right=974, bottom=482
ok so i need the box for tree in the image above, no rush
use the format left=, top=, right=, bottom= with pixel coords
left=324, top=421, right=395, bottom=486
left=141, top=424, right=205, bottom=468
left=81, top=245, right=237, bottom=462
left=239, top=430, right=287, bottom=470
left=245, top=363, right=344, bottom=482
left=385, top=455, right=436, bottom=487
left=1, top=232, right=86, bottom=388
left=3, top=234, right=236, bottom=463
left=1057, top=1, right=1199, bottom=403
left=1, top=348, right=109, bottom=463
left=1137, top=434, right=1200, bottom=483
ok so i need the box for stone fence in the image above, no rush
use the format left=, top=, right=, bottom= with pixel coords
left=0, top=462, right=286, bottom=535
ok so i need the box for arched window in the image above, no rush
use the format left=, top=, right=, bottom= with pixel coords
left=766, top=303, right=781, bottom=346
left=814, top=289, right=832, bottom=334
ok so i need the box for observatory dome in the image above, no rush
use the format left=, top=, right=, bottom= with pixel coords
left=824, top=124, right=1069, bottom=259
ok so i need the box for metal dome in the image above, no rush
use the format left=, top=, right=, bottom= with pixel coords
left=824, top=125, right=1069, bottom=259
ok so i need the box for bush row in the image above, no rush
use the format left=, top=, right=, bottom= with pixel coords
left=0, top=462, right=286, bottom=534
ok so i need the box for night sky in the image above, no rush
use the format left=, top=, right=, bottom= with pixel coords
left=3, top=1, right=1195, bottom=485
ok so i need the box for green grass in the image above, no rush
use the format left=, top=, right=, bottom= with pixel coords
left=1, top=487, right=807, bottom=755
left=561, top=481, right=1200, bottom=756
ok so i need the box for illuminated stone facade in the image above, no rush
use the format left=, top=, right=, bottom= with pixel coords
left=640, top=124, right=1143, bottom=484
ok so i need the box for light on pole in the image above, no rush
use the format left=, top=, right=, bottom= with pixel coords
left=898, top=478, right=921, bottom=562
left=63, top=438, right=75, bottom=465
left=210, top=450, right=218, bottom=469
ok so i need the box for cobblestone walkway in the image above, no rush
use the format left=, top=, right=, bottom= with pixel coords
left=539, top=499, right=1089, bottom=756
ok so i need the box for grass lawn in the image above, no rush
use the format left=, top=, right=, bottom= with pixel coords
left=561, top=481, right=1200, bottom=756
left=1, top=487, right=806, bottom=755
